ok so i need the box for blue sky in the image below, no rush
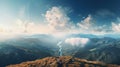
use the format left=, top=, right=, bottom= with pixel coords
left=0, top=0, right=120, bottom=36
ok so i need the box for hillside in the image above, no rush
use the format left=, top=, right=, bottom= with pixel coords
left=7, top=56, right=120, bottom=67
left=1, top=35, right=120, bottom=66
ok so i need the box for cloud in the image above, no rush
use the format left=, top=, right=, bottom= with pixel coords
left=65, top=37, right=89, bottom=46
left=15, top=19, right=52, bottom=34
left=76, top=15, right=108, bottom=35
left=19, top=6, right=26, bottom=18
left=45, top=7, right=107, bottom=35
left=77, top=15, right=93, bottom=30
left=45, top=7, right=70, bottom=32
left=0, top=6, right=118, bottom=38
left=111, top=17, right=120, bottom=33
left=95, top=10, right=115, bottom=17
left=0, top=26, right=6, bottom=33
left=112, top=22, right=120, bottom=33
left=0, top=19, right=52, bottom=36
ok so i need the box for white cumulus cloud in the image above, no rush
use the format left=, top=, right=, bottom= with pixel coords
left=65, top=37, right=89, bottom=47
left=45, top=7, right=70, bottom=31
left=77, top=15, right=93, bottom=30
left=112, top=22, right=120, bottom=33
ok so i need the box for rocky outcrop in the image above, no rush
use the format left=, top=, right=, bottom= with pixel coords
left=7, top=56, right=120, bottom=67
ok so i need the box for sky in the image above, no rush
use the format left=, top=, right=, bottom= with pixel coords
left=0, top=0, right=120, bottom=36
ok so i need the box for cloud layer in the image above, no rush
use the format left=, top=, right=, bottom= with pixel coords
left=0, top=6, right=120, bottom=37
left=65, top=37, right=89, bottom=46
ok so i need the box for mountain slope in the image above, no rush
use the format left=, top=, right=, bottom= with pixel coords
left=7, top=56, right=120, bottom=67
left=74, top=37, right=120, bottom=64
left=0, top=37, right=55, bottom=67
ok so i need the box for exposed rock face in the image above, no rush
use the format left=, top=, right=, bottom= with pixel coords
left=7, top=56, right=120, bottom=67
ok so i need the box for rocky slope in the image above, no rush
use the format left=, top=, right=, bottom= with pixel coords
left=7, top=56, right=120, bottom=67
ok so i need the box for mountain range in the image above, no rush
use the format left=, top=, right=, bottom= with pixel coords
left=0, top=34, right=120, bottom=67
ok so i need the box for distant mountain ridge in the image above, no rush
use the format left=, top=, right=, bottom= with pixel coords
left=67, top=33, right=120, bottom=38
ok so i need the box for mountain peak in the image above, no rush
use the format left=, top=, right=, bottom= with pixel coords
left=7, top=56, right=120, bottom=67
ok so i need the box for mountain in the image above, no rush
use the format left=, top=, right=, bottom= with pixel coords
left=0, top=35, right=57, bottom=67
left=67, top=33, right=120, bottom=38
left=67, top=34, right=98, bottom=38
left=74, top=37, right=120, bottom=64
left=1, top=34, right=120, bottom=66
left=7, top=56, right=120, bottom=67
